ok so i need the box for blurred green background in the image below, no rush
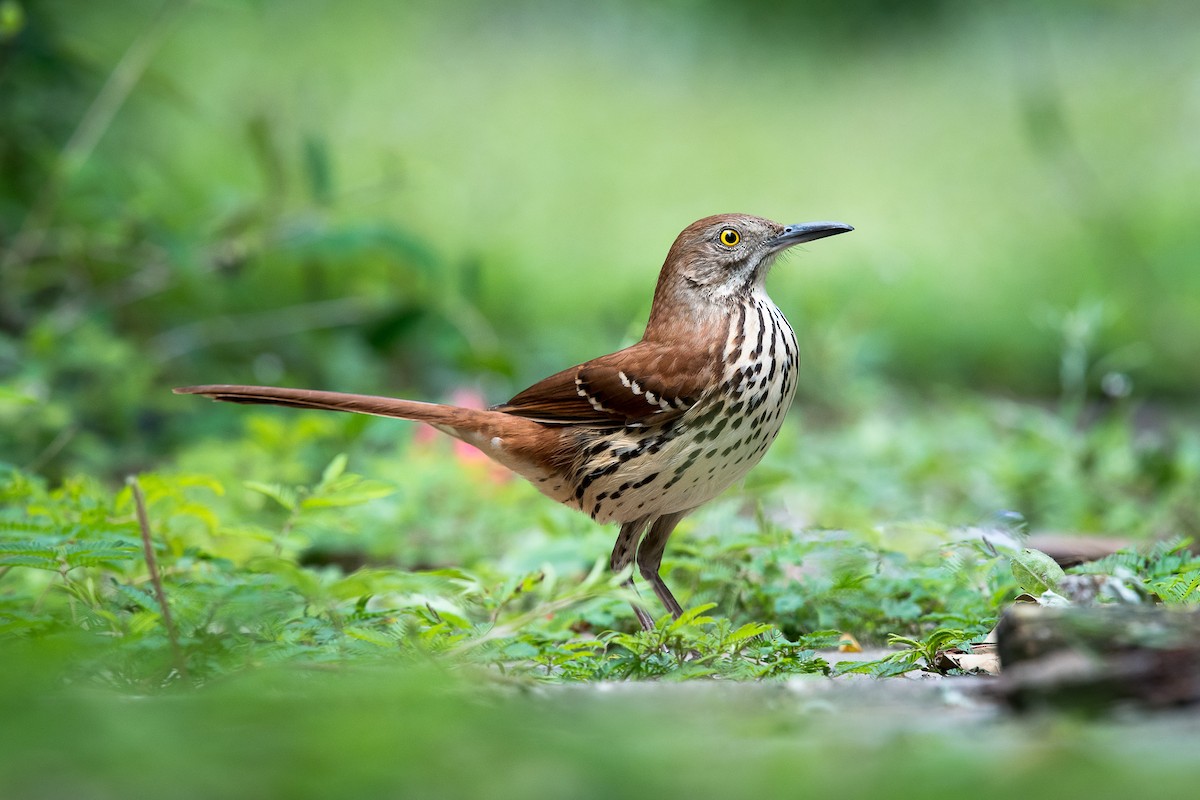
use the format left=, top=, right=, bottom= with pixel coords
left=3, top=0, right=1198, bottom=477
left=4, top=3, right=1200, bottom=795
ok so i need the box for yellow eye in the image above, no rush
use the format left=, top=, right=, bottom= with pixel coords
left=718, top=228, right=740, bottom=247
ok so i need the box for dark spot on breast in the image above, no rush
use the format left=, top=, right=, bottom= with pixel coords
left=692, top=402, right=724, bottom=429
left=632, top=472, right=659, bottom=488
left=673, top=449, right=700, bottom=476
left=574, top=461, right=621, bottom=499
left=752, top=305, right=766, bottom=357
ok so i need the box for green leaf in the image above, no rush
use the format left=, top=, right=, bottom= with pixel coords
left=0, top=539, right=58, bottom=555
left=59, top=540, right=141, bottom=568
left=0, top=553, right=60, bottom=570
left=114, top=583, right=161, bottom=613
left=835, top=657, right=922, bottom=678
left=1011, top=548, right=1066, bottom=595
left=301, top=476, right=394, bottom=509
left=669, top=602, right=717, bottom=632
left=344, top=626, right=398, bottom=648
left=0, top=521, right=59, bottom=537
left=318, top=454, right=348, bottom=489
left=0, top=538, right=60, bottom=569
left=245, top=481, right=298, bottom=511
left=726, top=621, right=772, bottom=646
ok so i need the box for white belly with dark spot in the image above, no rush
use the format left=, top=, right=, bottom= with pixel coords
left=564, top=297, right=799, bottom=524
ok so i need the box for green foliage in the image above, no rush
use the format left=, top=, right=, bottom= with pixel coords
left=590, top=607, right=834, bottom=681
left=778, top=392, right=1200, bottom=539
left=0, top=452, right=883, bottom=687
left=671, top=517, right=1005, bottom=643
left=835, top=628, right=971, bottom=678
left=1072, top=539, right=1200, bottom=605
left=4, top=391, right=1197, bottom=689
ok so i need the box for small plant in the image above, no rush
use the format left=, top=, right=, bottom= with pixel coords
left=834, top=628, right=972, bottom=677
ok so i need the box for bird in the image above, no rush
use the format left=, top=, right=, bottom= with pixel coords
left=175, top=214, right=853, bottom=630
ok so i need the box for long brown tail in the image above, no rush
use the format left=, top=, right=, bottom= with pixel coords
left=174, top=384, right=498, bottom=438
left=174, top=384, right=569, bottom=485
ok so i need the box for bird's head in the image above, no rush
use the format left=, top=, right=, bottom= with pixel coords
left=648, top=214, right=853, bottom=327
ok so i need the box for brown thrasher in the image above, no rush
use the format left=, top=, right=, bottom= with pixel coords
left=176, top=214, right=852, bottom=630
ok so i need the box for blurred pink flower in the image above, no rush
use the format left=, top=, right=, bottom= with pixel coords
left=413, top=388, right=511, bottom=483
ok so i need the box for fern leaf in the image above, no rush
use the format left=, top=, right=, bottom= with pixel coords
left=245, top=481, right=298, bottom=511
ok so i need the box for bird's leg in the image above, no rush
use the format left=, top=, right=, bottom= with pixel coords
left=636, top=512, right=687, bottom=619
left=611, top=517, right=655, bottom=631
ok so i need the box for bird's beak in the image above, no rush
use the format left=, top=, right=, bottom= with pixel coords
left=767, top=221, right=854, bottom=253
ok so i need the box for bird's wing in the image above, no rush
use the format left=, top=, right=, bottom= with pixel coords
left=492, top=341, right=717, bottom=427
